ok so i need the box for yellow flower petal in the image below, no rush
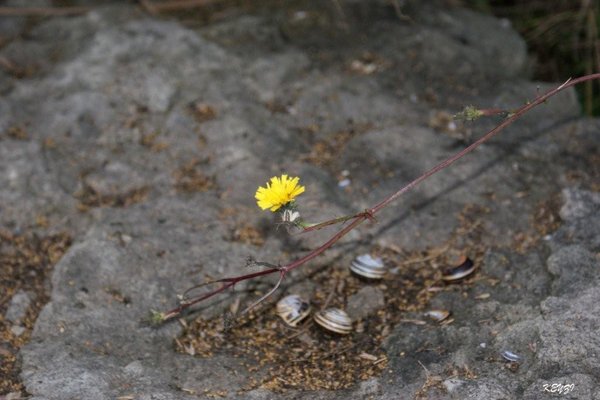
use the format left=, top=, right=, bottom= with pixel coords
left=255, top=174, right=305, bottom=212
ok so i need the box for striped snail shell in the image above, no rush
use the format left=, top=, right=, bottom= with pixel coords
left=350, top=254, right=386, bottom=279
left=276, top=295, right=311, bottom=327
left=314, top=308, right=353, bottom=334
left=441, top=257, right=475, bottom=282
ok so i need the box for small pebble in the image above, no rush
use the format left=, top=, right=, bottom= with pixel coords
left=10, top=325, right=26, bottom=337
left=5, top=290, right=31, bottom=324
left=338, top=178, right=351, bottom=188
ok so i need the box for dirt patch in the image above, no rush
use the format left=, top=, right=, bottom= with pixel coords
left=176, top=206, right=491, bottom=393
left=75, top=186, right=149, bottom=210
left=0, top=230, right=71, bottom=395
left=173, top=158, right=216, bottom=193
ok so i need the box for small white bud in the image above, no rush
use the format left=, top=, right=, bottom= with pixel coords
left=281, top=209, right=301, bottom=223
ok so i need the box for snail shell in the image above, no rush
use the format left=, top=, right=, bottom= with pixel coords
left=276, top=295, right=311, bottom=327
left=314, top=308, right=353, bottom=334
left=350, top=254, right=386, bottom=279
left=501, top=350, right=522, bottom=363
left=424, top=309, right=451, bottom=322
left=441, top=257, right=475, bottom=282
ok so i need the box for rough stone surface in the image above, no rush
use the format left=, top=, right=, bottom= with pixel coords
left=546, top=245, right=598, bottom=296
left=10, top=325, right=26, bottom=337
left=4, top=290, right=31, bottom=324
left=0, top=1, right=597, bottom=399
left=559, top=188, right=600, bottom=221
left=523, top=374, right=597, bottom=400
left=346, top=286, right=385, bottom=320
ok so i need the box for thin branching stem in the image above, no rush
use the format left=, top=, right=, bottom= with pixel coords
left=160, top=73, right=600, bottom=321
left=238, top=270, right=286, bottom=315
left=300, top=211, right=370, bottom=233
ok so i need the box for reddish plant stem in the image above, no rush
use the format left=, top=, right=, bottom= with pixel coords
left=162, top=217, right=368, bottom=320
left=0, top=6, right=91, bottom=16
left=369, top=75, right=598, bottom=214
left=141, top=0, right=216, bottom=13
left=479, top=108, right=506, bottom=117
left=161, top=73, right=600, bottom=321
left=0, top=1, right=217, bottom=17
left=300, top=211, right=368, bottom=233
left=286, top=216, right=366, bottom=272
left=162, top=268, right=279, bottom=319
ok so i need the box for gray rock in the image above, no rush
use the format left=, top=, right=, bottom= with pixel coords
left=546, top=245, right=599, bottom=296
left=0, top=1, right=595, bottom=399
left=355, top=378, right=382, bottom=397
left=550, top=185, right=600, bottom=252
left=523, top=373, right=595, bottom=400
left=346, top=286, right=385, bottom=320
left=411, top=2, right=527, bottom=79
left=559, top=188, right=600, bottom=221
left=82, top=161, right=147, bottom=198
left=5, top=290, right=31, bottom=324
left=443, top=377, right=465, bottom=394
left=536, top=288, right=600, bottom=378
left=447, top=377, right=513, bottom=400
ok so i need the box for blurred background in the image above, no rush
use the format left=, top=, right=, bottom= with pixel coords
left=3, top=0, right=598, bottom=113
left=463, top=0, right=600, bottom=115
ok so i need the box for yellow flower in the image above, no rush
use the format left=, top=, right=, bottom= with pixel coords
left=255, top=174, right=305, bottom=212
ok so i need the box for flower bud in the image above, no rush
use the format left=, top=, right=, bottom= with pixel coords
left=281, top=209, right=301, bottom=223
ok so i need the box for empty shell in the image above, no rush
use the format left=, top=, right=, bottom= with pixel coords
left=501, top=350, right=522, bottom=363
left=276, top=295, right=311, bottom=327
left=424, top=309, right=451, bottom=322
left=314, top=308, right=353, bottom=334
left=350, top=254, right=386, bottom=279
left=442, top=257, right=475, bottom=282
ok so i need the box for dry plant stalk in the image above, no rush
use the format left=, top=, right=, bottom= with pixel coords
left=155, top=73, right=600, bottom=323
